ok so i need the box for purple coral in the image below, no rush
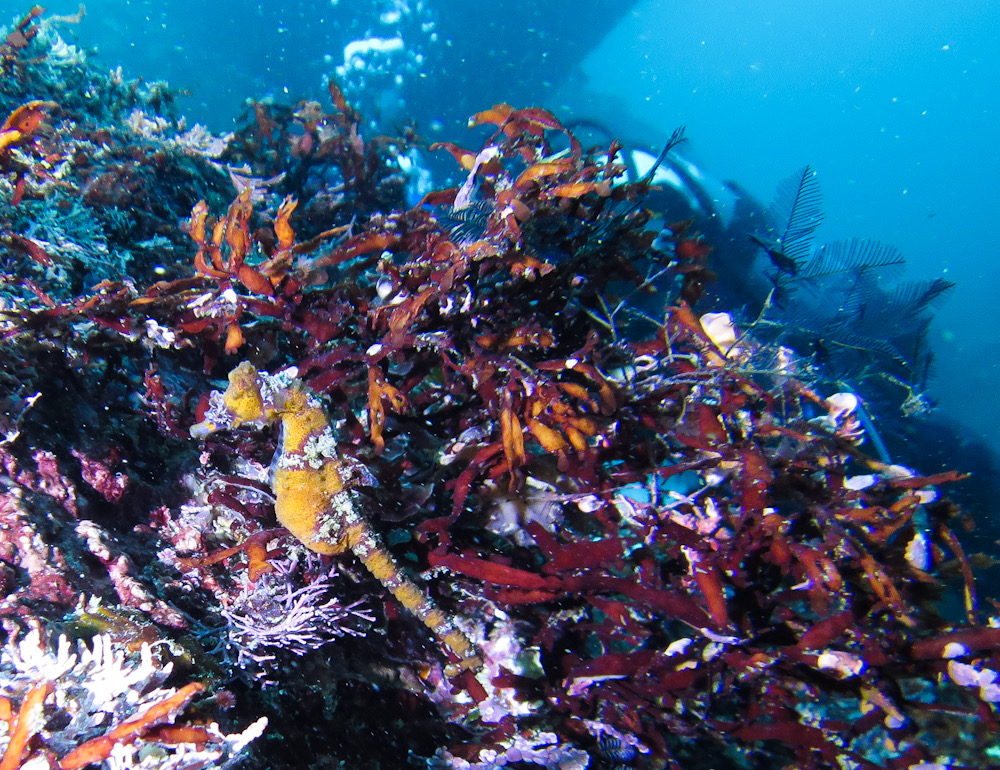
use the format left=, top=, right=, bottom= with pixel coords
left=220, top=559, right=375, bottom=681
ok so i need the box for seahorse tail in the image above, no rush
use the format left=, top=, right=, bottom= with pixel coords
left=347, top=522, right=481, bottom=673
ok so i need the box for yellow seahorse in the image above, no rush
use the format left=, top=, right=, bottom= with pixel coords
left=191, top=362, right=481, bottom=675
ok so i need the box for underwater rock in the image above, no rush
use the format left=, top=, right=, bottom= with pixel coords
left=0, top=8, right=996, bottom=769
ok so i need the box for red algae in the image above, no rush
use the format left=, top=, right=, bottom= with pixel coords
left=0, top=7, right=996, bottom=769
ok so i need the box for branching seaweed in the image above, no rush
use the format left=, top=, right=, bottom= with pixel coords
left=0, top=17, right=992, bottom=769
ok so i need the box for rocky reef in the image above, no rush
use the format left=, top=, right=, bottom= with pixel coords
left=0, top=8, right=998, bottom=770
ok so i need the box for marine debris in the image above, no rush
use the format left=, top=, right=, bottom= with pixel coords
left=0, top=7, right=997, bottom=770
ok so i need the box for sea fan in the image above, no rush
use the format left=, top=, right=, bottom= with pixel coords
left=759, top=165, right=825, bottom=272
left=798, top=237, right=906, bottom=283
left=751, top=166, right=954, bottom=390
left=844, top=278, right=955, bottom=342
left=769, top=275, right=954, bottom=384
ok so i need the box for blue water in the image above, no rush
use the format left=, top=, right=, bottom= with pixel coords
left=45, top=0, right=1000, bottom=452
left=559, top=0, right=1000, bottom=453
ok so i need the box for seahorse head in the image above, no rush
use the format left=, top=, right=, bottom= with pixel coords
left=191, top=362, right=302, bottom=438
